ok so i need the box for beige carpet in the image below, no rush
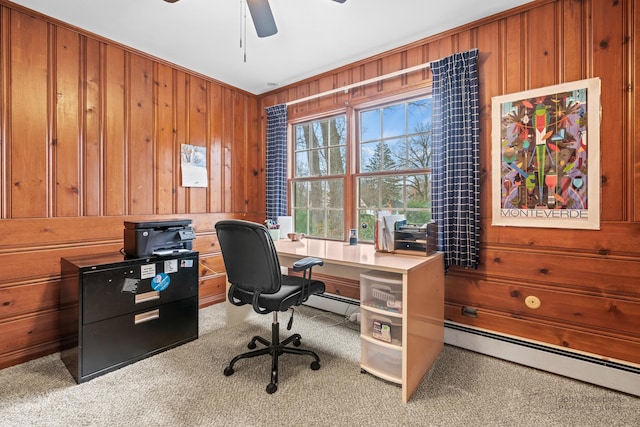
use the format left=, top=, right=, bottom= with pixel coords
left=0, top=303, right=638, bottom=427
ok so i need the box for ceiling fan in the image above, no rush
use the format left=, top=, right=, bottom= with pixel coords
left=164, top=0, right=346, bottom=38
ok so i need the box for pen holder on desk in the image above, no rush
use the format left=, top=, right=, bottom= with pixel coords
left=268, top=229, right=280, bottom=241
left=349, top=228, right=358, bottom=245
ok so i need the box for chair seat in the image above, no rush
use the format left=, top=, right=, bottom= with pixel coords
left=230, top=275, right=325, bottom=312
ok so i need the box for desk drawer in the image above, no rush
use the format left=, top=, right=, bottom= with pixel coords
left=82, top=255, right=198, bottom=324
left=80, top=297, right=198, bottom=378
left=360, top=338, right=402, bottom=384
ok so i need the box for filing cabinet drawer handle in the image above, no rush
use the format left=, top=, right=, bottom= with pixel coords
left=134, top=309, right=160, bottom=325
left=135, top=291, right=160, bottom=304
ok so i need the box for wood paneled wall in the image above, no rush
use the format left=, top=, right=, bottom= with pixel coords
left=0, top=3, right=265, bottom=368
left=259, top=0, right=640, bottom=365
left=2, top=0, right=639, bottom=372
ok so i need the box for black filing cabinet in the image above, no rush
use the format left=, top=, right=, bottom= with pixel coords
left=60, top=251, right=199, bottom=383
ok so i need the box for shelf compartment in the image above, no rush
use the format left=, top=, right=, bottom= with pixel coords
left=360, top=271, right=403, bottom=313
left=360, top=338, right=402, bottom=384
left=361, top=309, right=403, bottom=347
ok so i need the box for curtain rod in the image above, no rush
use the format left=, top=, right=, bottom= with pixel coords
left=283, top=62, right=431, bottom=107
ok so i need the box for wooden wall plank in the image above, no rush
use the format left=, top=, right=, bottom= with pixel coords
left=232, top=92, right=247, bottom=213
left=187, top=75, right=208, bottom=213
left=505, top=14, right=525, bottom=94
left=477, top=20, right=501, bottom=219
left=476, top=248, right=640, bottom=296
left=245, top=94, right=262, bottom=216
left=381, top=52, right=404, bottom=92
left=155, top=63, right=175, bottom=215
left=635, top=0, right=640, bottom=222
left=54, top=26, right=81, bottom=217
left=174, top=70, right=188, bottom=213
left=127, top=54, right=154, bottom=214
left=84, top=37, right=103, bottom=216
left=104, top=44, right=126, bottom=215
left=9, top=10, right=48, bottom=218
left=0, top=280, right=60, bottom=320
left=527, top=2, right=557, bottom=88
left=445, top=276, right=640, bottom=337
left=559, top=0, right=585, bottom=82
left=223, top=88, right=233, bottom=212
left=1, top=6, right=7, bottom=218
left=592, top=0, right=626, bottom=221
left=208, top=83, right=223, bottom=212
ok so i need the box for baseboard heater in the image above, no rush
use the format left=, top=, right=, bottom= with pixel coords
left=445, top=321, right=640, bottom=397
left=305, top=293, right=640, bottom=397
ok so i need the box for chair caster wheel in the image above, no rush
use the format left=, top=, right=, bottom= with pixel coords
left=248, top=342, right=257, bottom=349
left=266, top=383, right=278, bottom=394
left=293, top=338, right=301, bottom=347
left=310, top=361, right=320, bottom=370
left=224, top=367, right=234, bottom=376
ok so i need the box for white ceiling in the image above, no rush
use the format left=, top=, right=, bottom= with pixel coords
left=8, top=0, right=533, bottom=95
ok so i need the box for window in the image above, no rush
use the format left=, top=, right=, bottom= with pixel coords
left=291, top=116, right=346, bottom=239
left=357, top=98, right=433, bottom=240
left=291, top=95, right=432, bottom=242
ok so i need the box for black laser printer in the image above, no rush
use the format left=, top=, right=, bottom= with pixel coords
left=124, top=219, right=196, bottom=258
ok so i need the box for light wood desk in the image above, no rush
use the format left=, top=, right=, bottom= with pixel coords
left=225, top=239, right=443, bottom=402
left=273, top=239, right=444, bottom=403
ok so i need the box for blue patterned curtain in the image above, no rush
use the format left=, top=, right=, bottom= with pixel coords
left=431, top=49, right=480, bottom=269
left=265, top=104, right=288, bottom=222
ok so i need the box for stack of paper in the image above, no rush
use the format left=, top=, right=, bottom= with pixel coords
left=375, top=213, right=405, bottom=252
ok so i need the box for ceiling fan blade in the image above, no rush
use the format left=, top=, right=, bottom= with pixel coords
left=163, top=0, right=180, bottom=3
left=246, top=0, right=278, bottom=38
left=332, top=0, right=347, bottom=3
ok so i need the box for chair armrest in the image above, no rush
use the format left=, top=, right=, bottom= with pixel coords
left=292, top=257, right=324, bottom=272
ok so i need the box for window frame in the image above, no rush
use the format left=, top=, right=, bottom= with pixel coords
left=287, top=88, right=432, bottom=242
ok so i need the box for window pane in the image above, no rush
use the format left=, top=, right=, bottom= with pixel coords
left=293, top=209, right=308, bottom=233
left=408, top=134, right=432, bottom=169
left=309, top=210, right=326, bottom=236
left=309, top=148, right=328, bottom=176
left=384, top=138, right=406, bottom=170
left=380, top=175, right=403, bottom=208
left=311, top=121, right=327, bottom=148
left=360, top=141, right=381, bottom=172
left=327, top=179, right=344, bottom=209
left=295, top=151, right=309, bottom=177
left=408, top=98, right=432, bottom=134
left=329, top=146, right=346, bottom=175
left=296, top=124, right=310, bottom=151
left=292, top=181, right=308, bottom=208
left=327, top=210, right=344, bottom=239
left=330, top=116, right=346, bottom=146
left=309, top=181, right=325, bottom=208
left=358, top=177, right=379, bottom=209
left=382, top=104, right=406, bottom=138
left=360, top=109, right=380, bottom=142
left=358, top=212, right=376, bottom=241
left=406, top=174, right=431, bottom=208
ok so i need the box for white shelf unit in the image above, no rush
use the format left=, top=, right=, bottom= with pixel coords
left=359, top=271, right=405, bottom=384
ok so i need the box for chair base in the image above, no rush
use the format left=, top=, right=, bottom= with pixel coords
left=223, top=317, right=321, bottom=394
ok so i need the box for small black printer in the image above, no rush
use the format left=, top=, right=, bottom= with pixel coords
left=124, top=219, right=196, bottom=258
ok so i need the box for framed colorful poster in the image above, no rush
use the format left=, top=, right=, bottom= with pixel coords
left=491, top=78, right=601, bottom=229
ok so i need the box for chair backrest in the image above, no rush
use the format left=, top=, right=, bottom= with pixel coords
left=215, top=219, right=282, bottom=294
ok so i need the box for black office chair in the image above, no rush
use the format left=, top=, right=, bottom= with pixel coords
left=215, top=219, right=325, bottom=394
